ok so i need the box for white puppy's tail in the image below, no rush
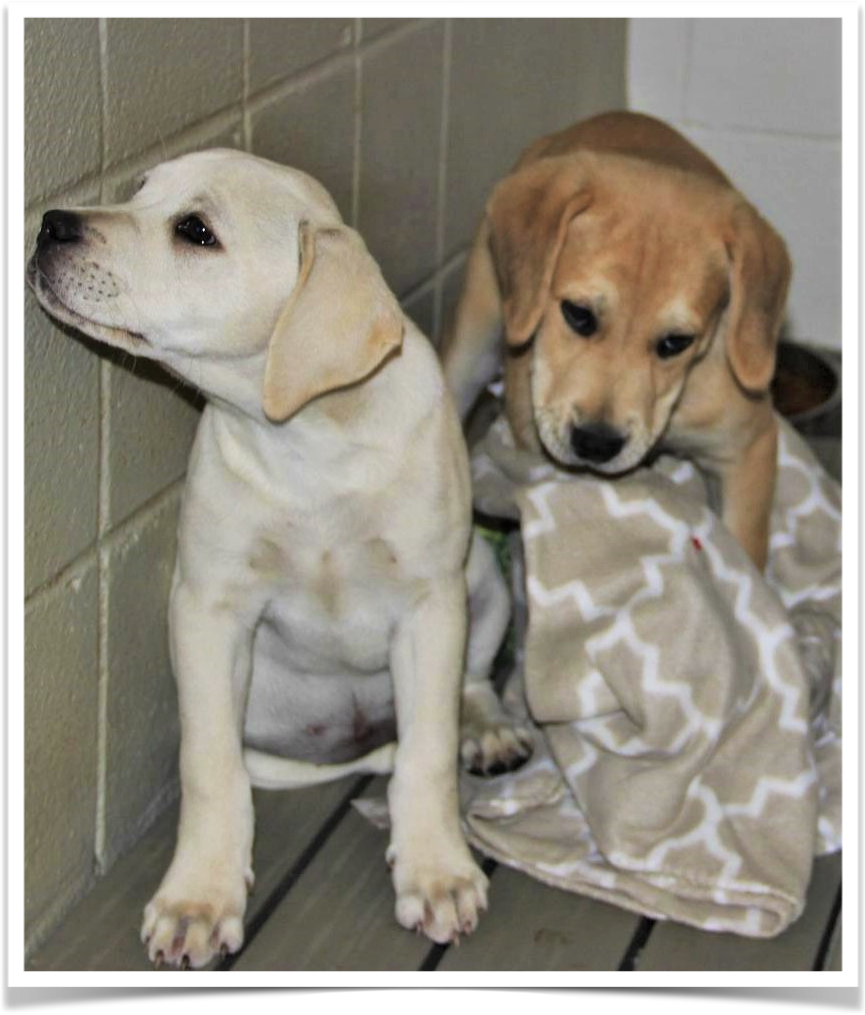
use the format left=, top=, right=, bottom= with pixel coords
left=244, top=742, right=396, bottom=791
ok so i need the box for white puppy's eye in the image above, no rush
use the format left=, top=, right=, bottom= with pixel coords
left=656, top=333, right=695, bottom=359
left=175, top=215, right=218, bottom=248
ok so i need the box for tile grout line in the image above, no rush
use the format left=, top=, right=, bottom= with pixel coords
left=401, top=245, right=469, bottom=306
left=94, top=539, right=110, bottom=875
left=24, top=476, right=188, bottom=609
left=97, top=18, right=109, bottom=194
left=432, top=18, right=452, bottom=345
left=98, top=478, right=186, bottom=555
left=679, top=18, right=695, bottom=124
left=351, top=18, right=362, bottom=230
left=244, top=22, right=430, bottom=125
left=677, top=118, right=841, bottom=146
left=94, top=15, right=111, bottom=874
left=241, top=18, right=252, bottom=152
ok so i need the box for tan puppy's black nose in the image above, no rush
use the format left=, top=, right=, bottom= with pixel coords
left=570, top=423, right=625, bottom=464
left=37, top=209, right=83, bottom=249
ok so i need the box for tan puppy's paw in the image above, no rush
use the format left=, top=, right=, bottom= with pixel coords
left=141, top=865, right=253, bottom=969
left=388, top=845, right=488, bottom=943
left=460, top=718, right=534, bottom=777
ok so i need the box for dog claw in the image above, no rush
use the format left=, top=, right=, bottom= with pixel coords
left=154, top=951, right=164, bottom=970
left=180, top=955, right=190, bottom=971
left=220, top=943, right=229, bottom=959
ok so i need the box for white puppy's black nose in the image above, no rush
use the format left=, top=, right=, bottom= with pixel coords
left=570, top=423, right=626, bottom=464
left=37, top=209, right=83, bottom=249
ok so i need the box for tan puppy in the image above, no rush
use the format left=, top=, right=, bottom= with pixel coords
left=443, top=111, right=791, bottom=570
left=27, top=149, right=530, bottom=968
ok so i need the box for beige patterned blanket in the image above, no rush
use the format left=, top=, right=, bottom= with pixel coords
left=456, top=412, right=842, bottom=938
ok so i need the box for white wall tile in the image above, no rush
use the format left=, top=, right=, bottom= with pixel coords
left=103, top=493, right=181, bottom=868
left=25, top=288, right=101, bottom=594
left=24, top=18, right=102, bottom=204
left=103, top=19, right=244, bottom=167
left=686, top=19, right=842, bottom=137
left=679, top=125, right=841, bottom=349
left=25, top=561, right=99, bottom=952
left=627, top=19, right=690, bottom=121
left=628, top=17, right=843, bottom=351
left=248, top=18, right=353, bottom=93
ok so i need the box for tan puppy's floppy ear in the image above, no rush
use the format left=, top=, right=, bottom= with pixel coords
left=485, top=156, right=592, bottom=346
left=723, top=203, right=791, bottom=393
left=262, top=223, right=404, bottom=422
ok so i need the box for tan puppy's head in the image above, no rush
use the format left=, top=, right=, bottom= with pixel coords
left=27, top=149, right=403, bottom=422
left=487, top=151, right=790, bottom=473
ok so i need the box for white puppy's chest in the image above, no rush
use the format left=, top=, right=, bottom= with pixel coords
left=250, top=518, right=409, bottom=674
left=177, top=389, right=463, bottom=764
left=182, top=405, right=429, bottom=673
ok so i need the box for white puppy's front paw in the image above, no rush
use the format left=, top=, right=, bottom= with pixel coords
left=387, top=843, right=488, bottom=943
left=141, top=866, right=253, bottom=969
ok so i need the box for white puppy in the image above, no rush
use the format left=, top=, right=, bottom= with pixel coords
left=27, top=149, right=532, bottom=969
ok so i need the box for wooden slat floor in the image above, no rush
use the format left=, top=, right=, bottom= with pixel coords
left=27, top=773, right=843, bottom=974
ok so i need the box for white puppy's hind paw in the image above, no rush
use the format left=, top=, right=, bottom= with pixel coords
left=460, top=719, right=534, bottom=777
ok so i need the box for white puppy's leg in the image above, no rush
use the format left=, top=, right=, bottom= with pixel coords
left=141, top=581, right=255, bottom=969
left=460, top=531, right=534, bottom=775
left=387, top=574, right=488, bottom=943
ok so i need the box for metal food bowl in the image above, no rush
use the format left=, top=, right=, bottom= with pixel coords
left=771, top=340, right=841, bottom=436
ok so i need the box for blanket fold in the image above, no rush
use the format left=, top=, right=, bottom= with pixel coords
left=459, top=412, right=841, bottom=938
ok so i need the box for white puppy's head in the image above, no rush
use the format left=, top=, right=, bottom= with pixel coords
left=27, top=149, right=403, bottom=422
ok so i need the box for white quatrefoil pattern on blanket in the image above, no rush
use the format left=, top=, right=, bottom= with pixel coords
left=459, top=412, right=842, bottom=938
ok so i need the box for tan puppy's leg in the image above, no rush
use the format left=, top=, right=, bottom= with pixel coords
left=718, top=416, right=779, bottom=572
left=141, top=581, right=255, bottom=969
left=386, top=573, right=488, bottom=943
left=461, top=532, right=534, bottom=774
left=441, top=221, right=503, bottom=421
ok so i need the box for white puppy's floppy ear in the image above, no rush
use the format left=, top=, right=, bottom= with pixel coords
left=262, top=222, right=404, bottom=422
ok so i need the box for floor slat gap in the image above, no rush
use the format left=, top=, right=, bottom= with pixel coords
left=617, top=917, right=656, bottom=971
left=218, top=774, right=373, bottom=971
left=811, top=884, right=842, bottom=971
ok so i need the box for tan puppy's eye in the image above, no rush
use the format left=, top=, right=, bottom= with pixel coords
left=656, top=333, right=695, bottom=359
left=561, top=301, right=598, bottom=337
left=175, top=214, right=218, bottom=248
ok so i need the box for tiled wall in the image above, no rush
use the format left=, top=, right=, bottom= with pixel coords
left=23, top=17, right=627, bottom=954
left=627, top=18, right=843, bottom=350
